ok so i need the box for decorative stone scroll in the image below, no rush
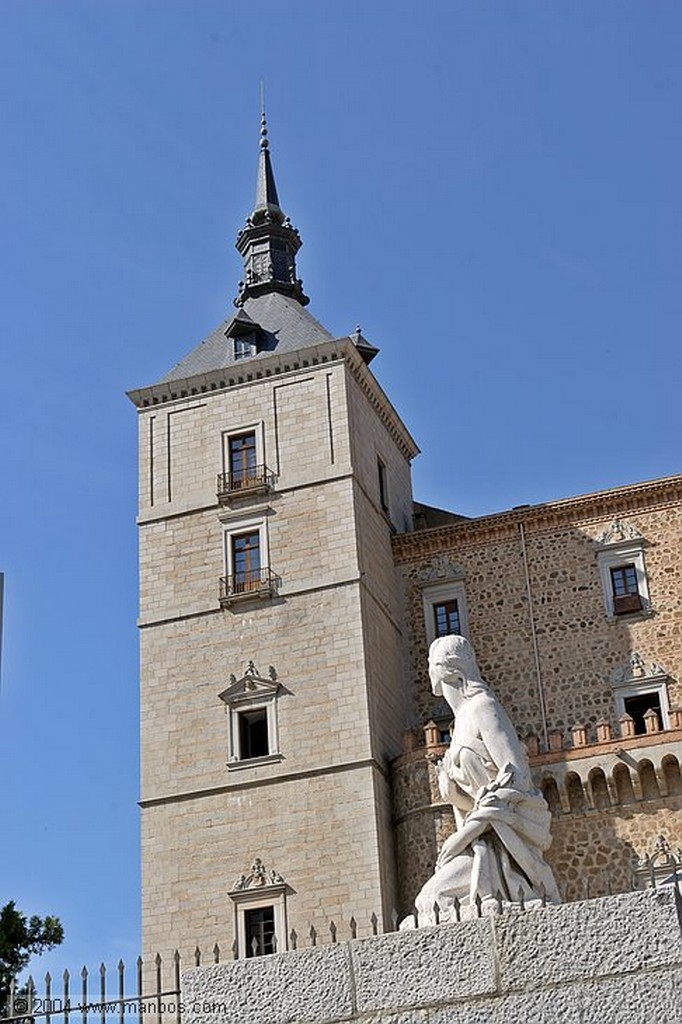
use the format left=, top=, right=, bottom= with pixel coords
left=610, top=652, right=666, bottom=686
left=231, top=858, right=285, bottom=893
left=417, top=554, right=465, bottom=584
left=595, top=519, right=645, bottom=547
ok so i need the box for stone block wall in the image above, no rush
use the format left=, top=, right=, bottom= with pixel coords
left=181, top=887, right=682, bottom=1024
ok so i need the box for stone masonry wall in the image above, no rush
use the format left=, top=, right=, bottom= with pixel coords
left=390, top=480, right=682, bottom=910
left=181, top=887, right=682, bottom=1024
left=137, top=349, right=418, bottom=961
left=392, top=481, right=682, bottom=738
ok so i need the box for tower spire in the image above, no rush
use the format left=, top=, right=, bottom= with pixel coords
left=234, top=102, right=308, bottom=307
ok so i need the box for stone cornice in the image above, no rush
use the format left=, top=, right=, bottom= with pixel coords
left=392, top=475, right=682, bottom=561
left=127, top=339, right=346, bottom=409
left=340, top=342, right=420, bottom=462
left=127, top=338, right=419, bottom=461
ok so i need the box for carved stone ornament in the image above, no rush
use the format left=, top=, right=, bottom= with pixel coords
left=231, top=858, right=285, bottom=893
left=417, top=554, right=465, bottom=584
left=595, top=519, right=645, bottom=547
left=610, top=652, right=666, bottom=686
left=219, top=662, right=286, bottom=706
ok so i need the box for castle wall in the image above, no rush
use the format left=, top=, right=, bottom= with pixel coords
left=393, top=482, right=682, bottom=738
left=181, top=887, right=682, bottom=1024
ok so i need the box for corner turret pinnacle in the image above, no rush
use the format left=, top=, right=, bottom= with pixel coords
left=234, top=107, right=309, bottom=307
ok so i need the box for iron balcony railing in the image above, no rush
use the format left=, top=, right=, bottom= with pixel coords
left=217, top=466, right=274, bottom=502
left=613, top=592, right=643, bottom=615
left=219, top=568, right=277, bottom=606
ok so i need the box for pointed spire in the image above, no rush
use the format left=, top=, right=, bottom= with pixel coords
left=234, top=100, right=308, bottom=307
left=254, top=106, right=281, bottom=214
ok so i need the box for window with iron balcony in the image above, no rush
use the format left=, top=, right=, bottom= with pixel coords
left=610, top=564, right=643, bottom=615
left=217, top=430, right=274, bottom=503
left=219, top=522, right=277, bottom=607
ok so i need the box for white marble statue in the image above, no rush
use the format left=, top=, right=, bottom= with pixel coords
left=405, top=635, right=560, bottom=925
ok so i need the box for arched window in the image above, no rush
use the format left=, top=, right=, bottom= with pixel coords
left=566, top=772, right=586, bottom=814
left=613, top=763, right=636, bottom=804
left=588, top=768, right=611, bottom=810
left=662, top=755, right=682, bottom=796
left=638, top=760, right=661, bottom=801
left=542, top=777, right=562, bottom=816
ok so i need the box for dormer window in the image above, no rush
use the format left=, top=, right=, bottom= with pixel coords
left=234, top=332, right=257, bottom=360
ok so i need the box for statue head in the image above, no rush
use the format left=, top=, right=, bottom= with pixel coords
left=428, top=634, right=488, bottom=698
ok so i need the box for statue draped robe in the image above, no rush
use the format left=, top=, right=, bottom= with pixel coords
left=414, top=740, right=560, bottom=922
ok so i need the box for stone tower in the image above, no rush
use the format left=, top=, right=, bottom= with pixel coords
left=128, top=113, right=419, bottom=963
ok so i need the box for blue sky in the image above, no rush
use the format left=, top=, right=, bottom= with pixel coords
left=0, top=0, right=680, bottom=985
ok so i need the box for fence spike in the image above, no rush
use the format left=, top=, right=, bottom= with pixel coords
left=250, top=936, right=259, bottom=957
left=99, top=963, right=106, bottom=1024
left=231, top=939, right=238, bottom=961
left=63, top=968, right=70, bottom=1024
left=540, top=882, right=547, bottom=908
left=517, top=886, right=525, bottom=911
left=80, top=965, right=87, bottom=1024
left=433, top=902, right=440, bottom=925
left=495, top=890, right=503, bottom=914
left=349, top=916, right=357, bottom=939
left=27, top=976, right=35, bottom=1016
left=370, top=912, right=378, bottom=936
left=8, top=978, right=15, bottom=1019
left=45, top=971, right=52, bottom=1024
left=474, top=893, right=482, bottom=918
left=289, top=929, right=297, bottom=951
left=118, top=960, right=125, bottom=1024
left=413, top=905, right=420, bottom=929
left=308, top=925, right=317, bottom=947
left=213, top=943, right=220, bottom=964
left=194, top=946, right=201, bottom=967
left=453, top=895, right=461, bottom=922
left=390, top=908, right=399, bottom=931
left=136, top=956, right=143, bottom=1006
left=329, top=921, right=337, bottom=944
left=271, top=934, right=278, bottom=953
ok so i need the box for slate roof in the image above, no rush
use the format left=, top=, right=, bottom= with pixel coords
left=158, top=292, right=335, bottom=384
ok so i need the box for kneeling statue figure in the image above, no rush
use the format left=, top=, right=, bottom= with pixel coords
left=406, top=635, right=560, bottom=925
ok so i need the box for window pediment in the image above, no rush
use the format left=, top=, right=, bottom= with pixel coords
left=218, top=662, right=287, bottom=705
left=595, top=518, right=646, bottom=549
left=417, top=554, right=466, bottom=584
left=610, top=652, right=667, bottom=688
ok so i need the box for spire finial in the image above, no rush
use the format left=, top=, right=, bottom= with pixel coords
left=234, top=98, right=309, bottom=307
left=259, top=80, right=268, bottom=151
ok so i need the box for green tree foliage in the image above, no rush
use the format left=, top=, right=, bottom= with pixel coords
left=0, top=902, right=64, bottom=1013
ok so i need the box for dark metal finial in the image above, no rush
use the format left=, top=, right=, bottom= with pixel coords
left=260, top=82, right=268, bottom=151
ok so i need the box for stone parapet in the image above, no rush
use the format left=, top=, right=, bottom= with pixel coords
left=181, top=887, right=682, bottom=1024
